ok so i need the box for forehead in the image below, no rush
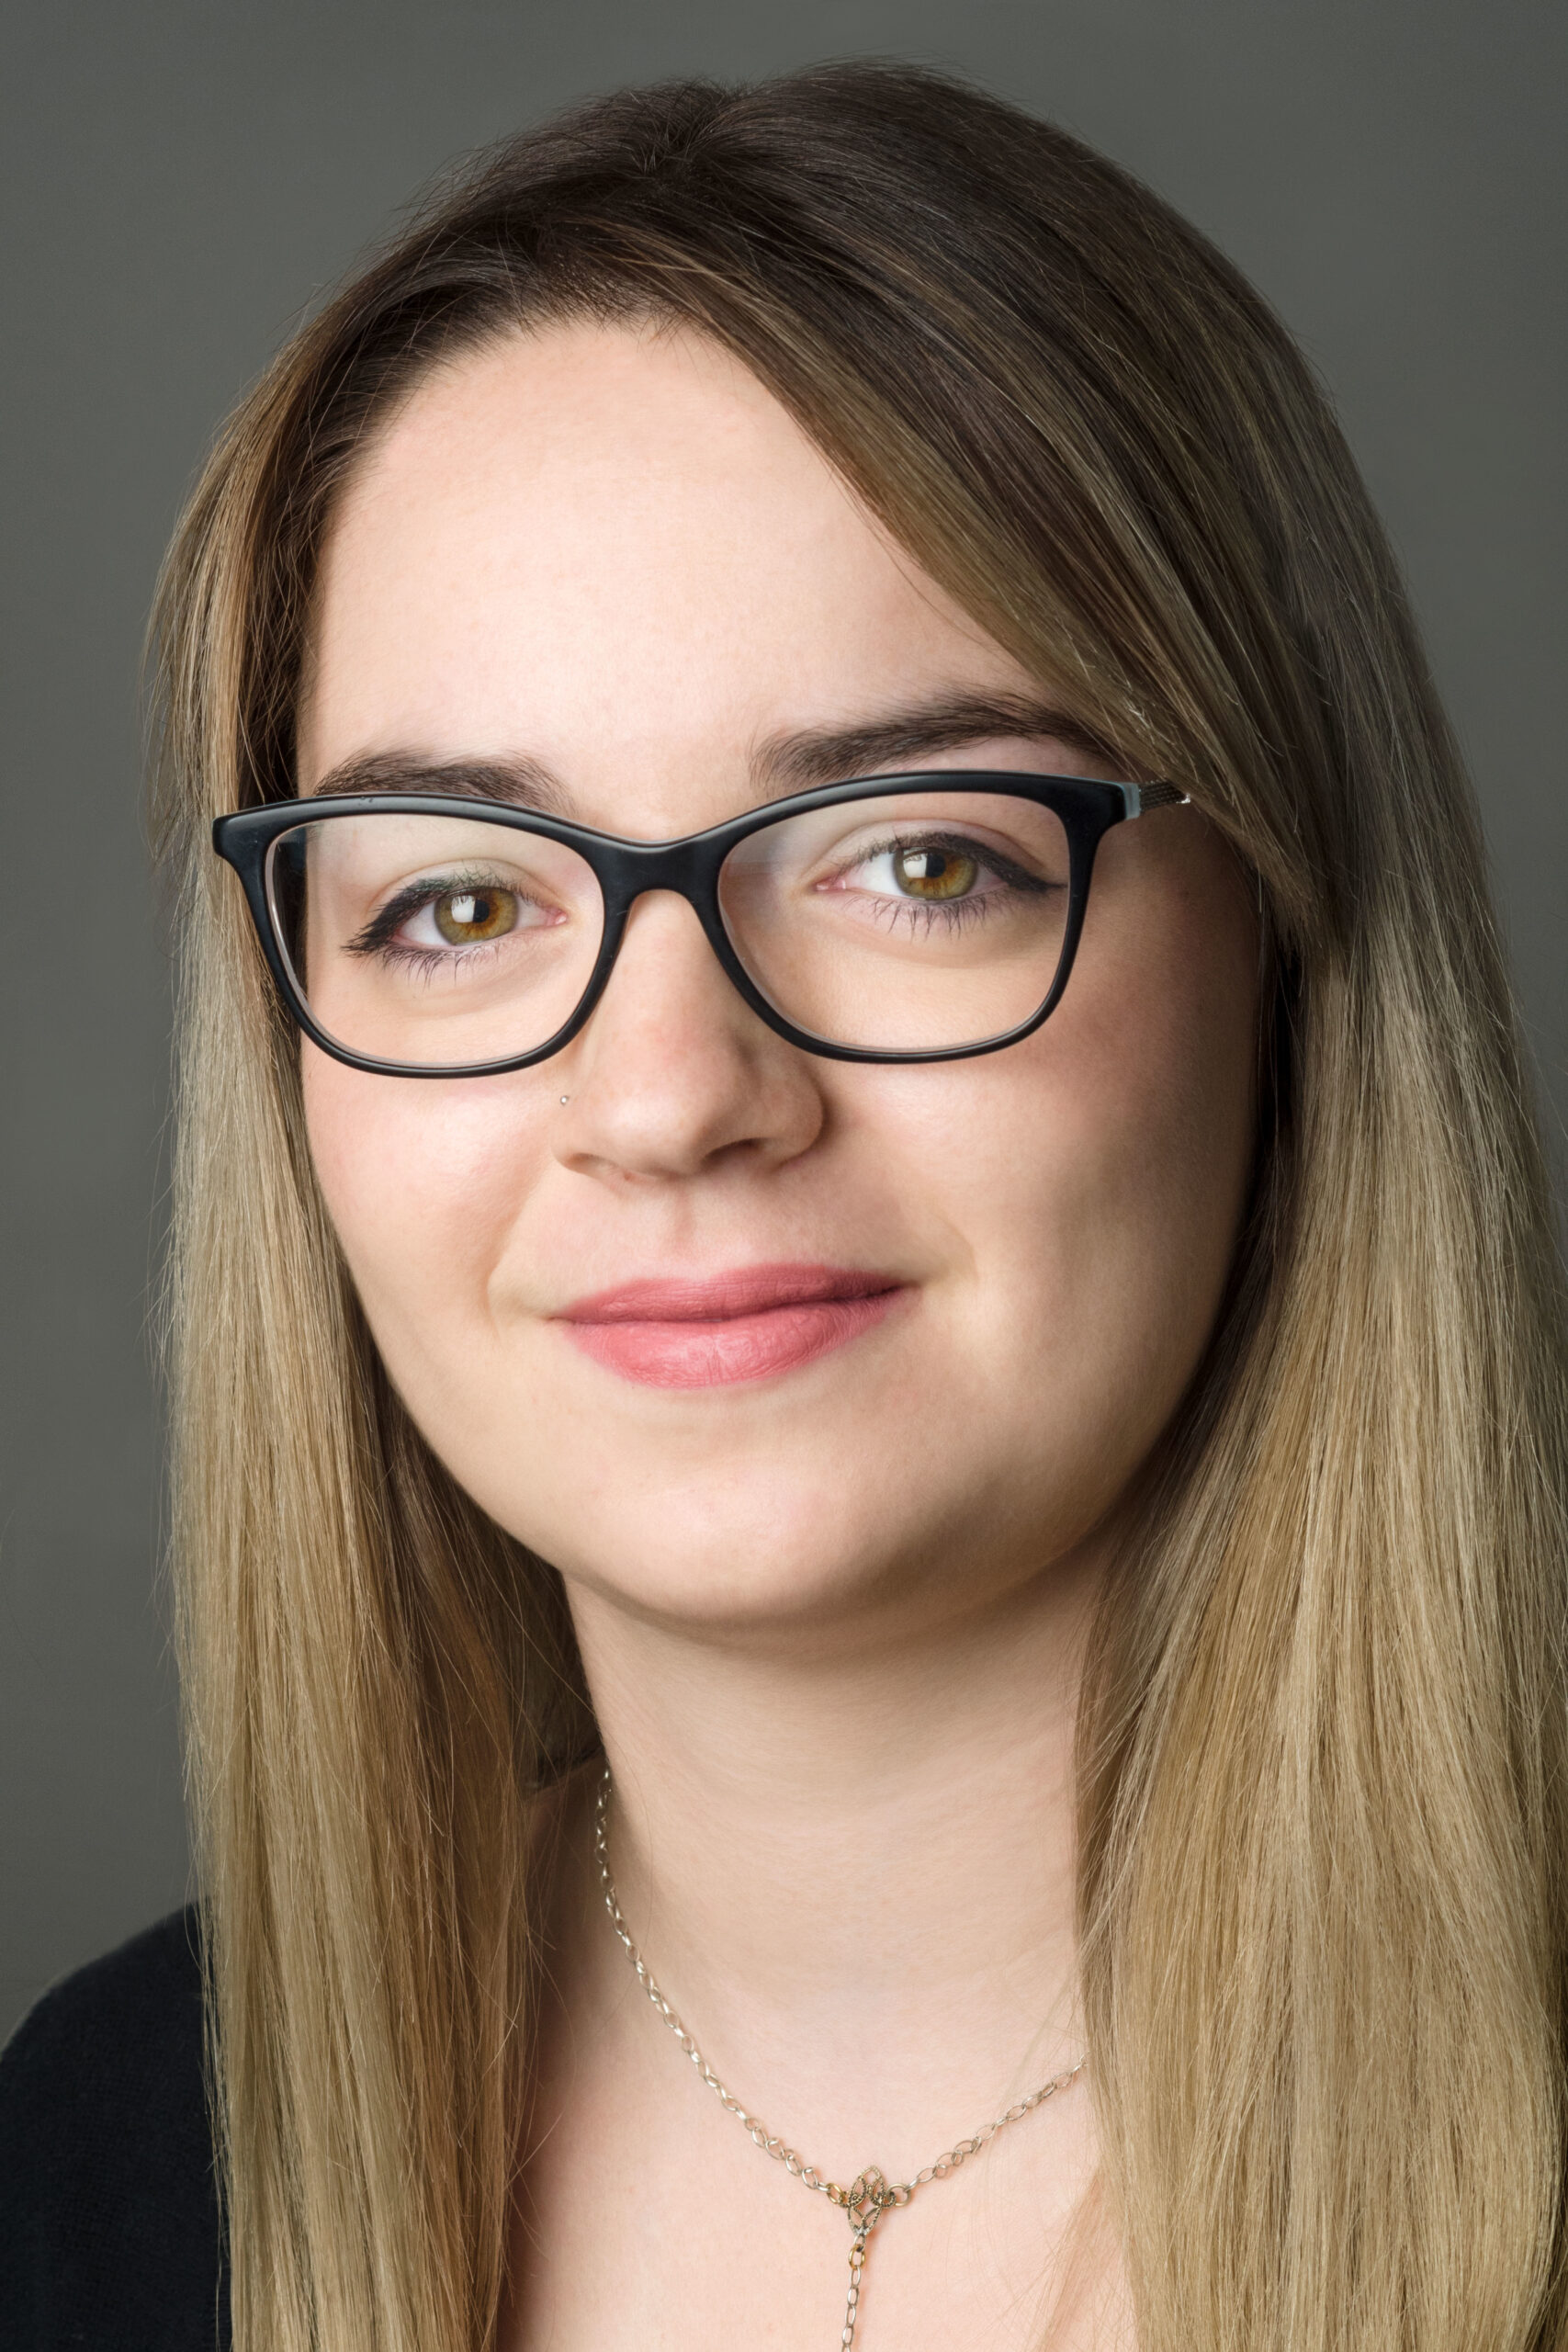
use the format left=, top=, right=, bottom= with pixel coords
left=298, top=320, right=1034, bottom=816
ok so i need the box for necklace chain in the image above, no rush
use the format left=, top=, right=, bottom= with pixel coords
left=593, top=1769, right=1085, bottom=2349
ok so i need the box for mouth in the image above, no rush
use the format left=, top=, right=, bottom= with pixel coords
left=554, top=1262, right=908, bottom=1389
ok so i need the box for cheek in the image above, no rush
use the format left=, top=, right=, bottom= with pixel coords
left=924, top=860, right=1258, bottom=1468
left=1056, top=877, right=1256, bottom=1362
left=300, top=1049, right=547, bottom=1345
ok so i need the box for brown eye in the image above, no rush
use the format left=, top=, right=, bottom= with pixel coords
left=893, top=845, right=979, bottom=900
left=433, top=886, right=519, bottom=944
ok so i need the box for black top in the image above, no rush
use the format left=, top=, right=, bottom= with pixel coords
left=0, top=1909, right=229, bottom=2349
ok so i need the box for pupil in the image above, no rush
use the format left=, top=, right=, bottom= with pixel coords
left=434, top=886, right=516, bottom=944
left=895, top=845, right=976, bottom=899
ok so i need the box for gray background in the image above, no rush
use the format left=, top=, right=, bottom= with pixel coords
left=3, top=0, right=1563, bottom=2044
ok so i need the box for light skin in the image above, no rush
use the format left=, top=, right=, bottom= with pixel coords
left=296, top=319, right=1259, bottom=2349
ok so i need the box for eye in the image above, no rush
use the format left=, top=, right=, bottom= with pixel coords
left=842, top=835, right=993, bottom=905
left=432, top=885, right=519, bottom=944
left=887, top=844, right=979, bottom=900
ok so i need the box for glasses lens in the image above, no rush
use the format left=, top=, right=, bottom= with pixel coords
left=267, top=810, right=605, bottom=1069
left=716, top=789, right=1074, bottom=1051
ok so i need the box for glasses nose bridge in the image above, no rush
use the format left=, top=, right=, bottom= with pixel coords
left=587, top=831, right=741, bottom=1026
left=599, top=831, right=725, bottom=929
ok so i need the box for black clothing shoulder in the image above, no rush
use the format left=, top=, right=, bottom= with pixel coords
left=0, top=1908, right=229, bottom=2350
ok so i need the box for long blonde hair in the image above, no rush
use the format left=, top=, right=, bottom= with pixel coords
left=150, top=62, right=1568, bottom=2352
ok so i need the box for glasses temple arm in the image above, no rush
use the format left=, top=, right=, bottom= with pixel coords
left=1118, top=781, right=1190, bottom=818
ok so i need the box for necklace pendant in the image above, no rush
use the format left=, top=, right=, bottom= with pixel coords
left=844, top=2165, right=894, bottom=2231
left=837, top=2171, right=896, bottom=2352
left=840, top=2217, right=874, bottom=2350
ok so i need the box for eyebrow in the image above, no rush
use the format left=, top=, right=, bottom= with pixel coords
left=304, top=695, right=1124, bottom=816
left=751, top=693, right=1122, bottom=791
left=307, top=751, right=573, bottom=811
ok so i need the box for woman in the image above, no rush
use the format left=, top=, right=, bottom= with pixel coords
left=3, top=58, right=1564, bottom=2352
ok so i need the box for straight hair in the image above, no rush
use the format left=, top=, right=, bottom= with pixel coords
left=150, top=61, right=1568, bottom=2352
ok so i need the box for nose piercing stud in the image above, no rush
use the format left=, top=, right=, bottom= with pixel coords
left=559, top=1094, right=570, bottom=1104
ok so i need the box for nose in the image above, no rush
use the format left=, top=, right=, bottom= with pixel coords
left=551, top=889, right=826, bottom=1183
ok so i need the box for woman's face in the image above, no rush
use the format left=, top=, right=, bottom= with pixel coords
left=298, top=322, right=1258, bottom=1635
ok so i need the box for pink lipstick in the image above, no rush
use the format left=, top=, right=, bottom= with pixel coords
left=556, top=1262, right=905, bottom=1388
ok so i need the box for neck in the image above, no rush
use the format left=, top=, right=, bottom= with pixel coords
left=556, top=1549, right=1099, bottom=2179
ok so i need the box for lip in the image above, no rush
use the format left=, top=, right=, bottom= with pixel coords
left=554, top=1262, right=908, bottom=1388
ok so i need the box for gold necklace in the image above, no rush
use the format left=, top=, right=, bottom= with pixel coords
left=593, top=1769, right=1085, bottom=2348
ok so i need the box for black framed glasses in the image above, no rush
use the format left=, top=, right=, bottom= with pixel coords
left=212, top=770, right=1188, bottom=1077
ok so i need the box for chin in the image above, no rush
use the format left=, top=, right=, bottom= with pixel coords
left=491, top=1453, right=1096, bottom=1647
left=509, top=1489, right=908, bottom=1631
